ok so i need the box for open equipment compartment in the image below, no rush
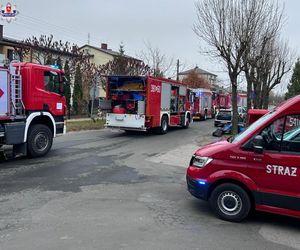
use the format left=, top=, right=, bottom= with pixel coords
left=108, top=76, right=146, bottom=115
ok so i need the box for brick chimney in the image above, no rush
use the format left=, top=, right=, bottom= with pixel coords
left=0, top=25, right=3, bottom=40
left=101, top=43, right=108, bottom=50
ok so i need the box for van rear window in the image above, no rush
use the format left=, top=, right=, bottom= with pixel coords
left=217, top=111, right=231, bottom=120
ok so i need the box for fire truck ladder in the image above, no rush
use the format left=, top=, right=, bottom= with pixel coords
left=9, top=61, right=25, bottom=118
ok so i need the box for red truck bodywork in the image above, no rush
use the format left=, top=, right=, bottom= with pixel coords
left=0, top=62, right=66, bottom=157
left=247, top=109, right=268, bottom=125
left=18, top=63, right=66, bottom=117
left=105, top=76, right=192, bottom=133
left=213, top=92, right=247, bottom=110
left=187, top=95, right=300, bottom=221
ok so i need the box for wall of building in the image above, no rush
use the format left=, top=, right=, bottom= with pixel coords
left=81, top=46, right=114, bottom=65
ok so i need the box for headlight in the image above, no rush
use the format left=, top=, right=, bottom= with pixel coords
left=190, top=156, right=213, bottom=168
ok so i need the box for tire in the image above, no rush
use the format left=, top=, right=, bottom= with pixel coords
left=159, top=116, right=168, bottom=134
left=27, top=124, right=53, bottom=158
left=209, top=183, right=251, bottom=222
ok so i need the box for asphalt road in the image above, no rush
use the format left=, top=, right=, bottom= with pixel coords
left=0, top=120, right=299, bottom=250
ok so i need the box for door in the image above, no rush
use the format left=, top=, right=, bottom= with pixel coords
left=245, top=114, right=300, bottom=210
left=0, top=69, right=8, bottom=116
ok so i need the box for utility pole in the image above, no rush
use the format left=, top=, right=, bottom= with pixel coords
left=176, top=59, right=180, bottom=81
left=90, top=73, right=99, bottom=120
left=88, top=33, right=90, bottom=45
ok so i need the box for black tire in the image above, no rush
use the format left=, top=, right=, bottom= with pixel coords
left=209, top=183, right=251, bottom=222
left=159, top=116, right=168, bottom=134
left=27, top=124, right=53, bottom=158
left=183, top=115, right=190, bottom=129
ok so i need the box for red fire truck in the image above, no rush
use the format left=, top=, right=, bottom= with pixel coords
left=213, top=92, right=247, bottom=110
left=0, top=61, right=66, bottom=158
left=187, top=95, right=300, bottom=222
left=191, top=88, right=213, bottom=120
left=104, top=76, right=192, bottom=133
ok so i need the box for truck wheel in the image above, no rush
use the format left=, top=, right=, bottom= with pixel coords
left=160, top=116, right=168, bottom=134
left=27, top=124, right=53, bottom=158
left=209, top=183, right=251, bottom=222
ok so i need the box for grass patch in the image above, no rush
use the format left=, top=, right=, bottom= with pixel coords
left=66, top=119, right=106, bottom=132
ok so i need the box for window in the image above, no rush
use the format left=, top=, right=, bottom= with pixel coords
left=259, top=116, right=285, bottom=151
left=6, top=49, right=21, bottom=61
left=281, top=115, right=300, bottom=153
left=244, top=114, right=300, bottom=154
left=44, top=71, right=61, bottom=94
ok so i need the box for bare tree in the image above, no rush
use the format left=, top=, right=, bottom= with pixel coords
left=194, top=0, right=267, bottom=133
left=139, top=41, right=174, bottom=78
left=242, top=2, right=292, bottom=109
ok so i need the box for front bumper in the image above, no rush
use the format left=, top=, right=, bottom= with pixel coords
left=186, top=176, right=210, bottom=201
left=214, top=120, right=231, bottom=127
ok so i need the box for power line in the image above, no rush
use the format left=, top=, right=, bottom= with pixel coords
left=18, top=13, right=101, bottom=45
left=14, top=17, right=88, bottom=45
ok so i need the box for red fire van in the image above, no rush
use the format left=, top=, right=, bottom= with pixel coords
left=187, top=95, right=300, bottom=222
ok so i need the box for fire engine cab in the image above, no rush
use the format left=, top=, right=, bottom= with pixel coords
left=104, top=76, right=192, bottom=133
left=0, top=61, right=66, bottom=158
left=187, top=95, right=300, bottom=222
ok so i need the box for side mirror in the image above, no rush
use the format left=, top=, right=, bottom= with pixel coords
left=253, top=135, right=264, bottom=154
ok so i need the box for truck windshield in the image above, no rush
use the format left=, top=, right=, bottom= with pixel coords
left=231, top=111, right=275, bottom=143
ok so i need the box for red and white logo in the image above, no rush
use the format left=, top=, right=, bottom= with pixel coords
left=151, top=85, right=161, bottom=93
left=1, top=2, right=18, bottom=23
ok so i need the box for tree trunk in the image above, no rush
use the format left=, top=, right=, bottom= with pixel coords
left=263, top=91, right=269, bottom=109
left=253, top=80, right=261, bottom=109
left=230, top=76, right=239, bottom=135
left=259, top=83, right=269, bottom=109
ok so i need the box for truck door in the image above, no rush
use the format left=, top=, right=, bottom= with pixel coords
left=245, top=115, right=300, bottom=210
left=147, top=78, right=162, bottom=127
left=0, top=69, right=8, bottom=117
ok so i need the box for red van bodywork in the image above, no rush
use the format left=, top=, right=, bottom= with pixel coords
left=187, top=95, right=300, bottom=221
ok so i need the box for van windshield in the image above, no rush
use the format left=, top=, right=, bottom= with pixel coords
left=231, top=111, right=275, bottom=143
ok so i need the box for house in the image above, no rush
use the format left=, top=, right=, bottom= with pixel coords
left=80, top=43, right=141, bottom=66
left=80, top=43, right=142, bottom=98
left=178, top=66, right=217, bottom=85
left=0, top=25, right=21, bottom=62
left=0, top=25, right=76, bottom=64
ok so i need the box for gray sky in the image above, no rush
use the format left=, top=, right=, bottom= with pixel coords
left=2, top=0, right=300, bottom=89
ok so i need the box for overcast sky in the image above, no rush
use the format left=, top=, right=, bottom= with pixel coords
left=2, top=0, right=300, bottom=89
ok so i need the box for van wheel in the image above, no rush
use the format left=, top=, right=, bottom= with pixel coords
left=160, top=116, right=168, bottom=134
left=209, top=183, right=251, bottom=222
left=27, top=124, right=53, bottom=158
